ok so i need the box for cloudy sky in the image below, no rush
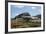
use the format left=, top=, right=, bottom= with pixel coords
left=11, top=5, right=41, bottom=18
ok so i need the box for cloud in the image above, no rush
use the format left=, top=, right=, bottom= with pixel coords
left=15, top=5, right=24, bottom=8
left=15, top=13, right=19, bottom=16
left=32, top=7, right=36, bottom=9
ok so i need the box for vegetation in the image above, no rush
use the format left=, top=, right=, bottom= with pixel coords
left=11, top=18, right=41, bottom=28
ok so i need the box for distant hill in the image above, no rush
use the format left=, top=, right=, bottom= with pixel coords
left=14, top=12, right=31, bottom=19
left=34, top=14, right=41, bottom=19
left=11, top=12, right=41, bottom=20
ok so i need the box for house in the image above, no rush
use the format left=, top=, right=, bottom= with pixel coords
left=31, top=16, right=39, bottom=20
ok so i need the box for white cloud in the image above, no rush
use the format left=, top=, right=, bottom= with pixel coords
left=32, top=7, right=36, bottom=9
left=15, top=5, right=24, bottom=8
left=15, top=13, right=19, bottom=16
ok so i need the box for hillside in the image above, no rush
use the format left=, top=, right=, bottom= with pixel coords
left=11, top=12, right=41, bottom=28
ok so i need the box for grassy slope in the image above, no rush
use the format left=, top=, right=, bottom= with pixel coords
left=11, top=18, right=41, bottom=28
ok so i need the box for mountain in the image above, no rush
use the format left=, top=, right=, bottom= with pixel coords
left=34, top=14, right=41, bottom=19
left=14, top=12, right=31, bottom=19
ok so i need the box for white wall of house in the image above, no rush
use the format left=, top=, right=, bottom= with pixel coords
left=31, top=16, right=39, bottom=19
left=22, top=16, right=39, bottom=20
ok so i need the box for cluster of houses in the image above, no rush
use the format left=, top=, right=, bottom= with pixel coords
left=22, top=16, right=40, bottom=20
